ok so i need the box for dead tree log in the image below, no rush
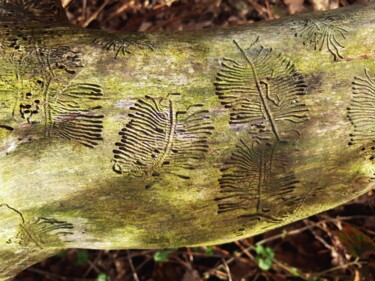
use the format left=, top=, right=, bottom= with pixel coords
left=0, top=0, right=374, bottom=279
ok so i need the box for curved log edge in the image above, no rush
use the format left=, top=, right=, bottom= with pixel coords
left=0, top=0, right=375, bottom=279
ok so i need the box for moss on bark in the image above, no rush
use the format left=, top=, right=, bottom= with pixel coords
left=0, top=1, right=375, bottom=279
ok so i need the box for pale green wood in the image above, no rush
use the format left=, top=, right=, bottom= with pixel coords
left=0, top=1, right=375, bottom=279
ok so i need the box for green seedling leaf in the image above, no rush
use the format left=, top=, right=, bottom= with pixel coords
left=97, top=272, right=107, bottom=281
left=337, top=225, right=375, bottom=258
left=75, top=250, right=89, bottom=266
left=290, top=267, right=301, bottom=277
left=153, top=250, right=175, bottom=263
left=255, top=245, right=275, bottom=271
left=205, top=246, right=214, bottom=255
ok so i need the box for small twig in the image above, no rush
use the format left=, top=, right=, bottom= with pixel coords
left=212, top=245, right=231, bottom=256
left=180, top=251, right=224, bottom=259
left=273, top=259, right=304, bottom=278
left=235, top=240, right=255, bottom=260
left=221, top=258, right=233, bottom=281
left=186, top=247, right=194, bottom=262
left=309, top=227, right=334, bottom=251
left=81, top=0, right=87, bottom=25
left=204, top=244, right=256, bottom=278
left=61, top=0, right=74, bottom=9
left=83, top=251, right=102, bottom=278
left=248, top=0, right=269, bottom=20
left=315, top=260, right=363, bottom=278
left=104, top=1, right=133, bottom=23
left=26, top=268, right=93, bottom=281
left=256, top=216, right=370, bottom=246
left=126, top=250, right=140, bottom=281
left=82, top=0, right=112, bottom=28
left=171, top=255, right=192, bottom=270
left=264, top=0, right=275, bottom=19
left=135, top=255, right=153, bottom=272
left=211, top=269, right=230, bottom=279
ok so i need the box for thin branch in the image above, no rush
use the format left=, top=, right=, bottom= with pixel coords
left=126, top=250, right=140, bottom=281
left=82, top=0, right=112, bottom=28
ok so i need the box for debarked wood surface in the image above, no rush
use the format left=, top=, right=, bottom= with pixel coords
left=0, top=0, right=375, bottom=279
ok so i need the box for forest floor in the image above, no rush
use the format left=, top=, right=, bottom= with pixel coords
left=15, top=0, right=375, bottom=280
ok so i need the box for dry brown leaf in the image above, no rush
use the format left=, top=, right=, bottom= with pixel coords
left=337, top=225, right=375, bottom=258
left=182, top=269, right=201, bottom=281
left=284, top=0, right=305, bottom=14
left=354, top=270, right=361, bottom=281
left=310, top=0, right=339, bottom=11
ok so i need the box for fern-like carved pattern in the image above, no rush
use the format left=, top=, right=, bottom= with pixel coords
left=113, top=94, right=214, bottom=188
left=47, top=83, right=105, bottom=148
left=216, top=40, right=308, bottom=142
left=0, top=204, right=74, bottom=249
left=215, top=40, right=309, bottom=223
left=17, top=217, right=74, bottom=249
left=348, top=70, right=375, bottom=158
left=0, top=42, right=105, bottom=149
left=294, top=17, right=348, bottom=61
left=94, top=34, right=154, bottom=59
left=217, top=140, right=301, bottom=222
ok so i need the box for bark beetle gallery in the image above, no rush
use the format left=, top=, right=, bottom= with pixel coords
left=0, top=1, right=374, bottom=280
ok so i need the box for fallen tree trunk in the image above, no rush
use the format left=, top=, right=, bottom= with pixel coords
left=0, top=0, right=375, bottom=279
